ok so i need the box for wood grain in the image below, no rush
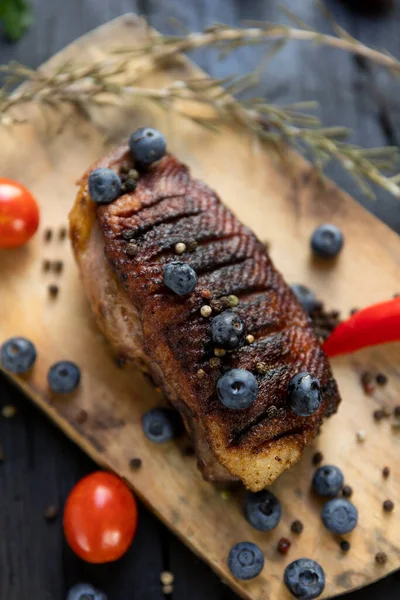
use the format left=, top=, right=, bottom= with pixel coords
left=1, top=15, right=400, bottom=600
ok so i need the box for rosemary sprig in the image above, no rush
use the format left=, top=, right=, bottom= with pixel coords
left=1, top=7, right=400, bottom=199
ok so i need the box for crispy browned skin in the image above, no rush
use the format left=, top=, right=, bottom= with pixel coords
left=70, top=143, right=340, bottom=491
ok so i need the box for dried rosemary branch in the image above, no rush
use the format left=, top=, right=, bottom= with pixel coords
left=1, top=7, right=400, bottom=198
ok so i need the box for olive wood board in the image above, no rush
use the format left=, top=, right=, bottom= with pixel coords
left=1, top=14, right=400, bottom=600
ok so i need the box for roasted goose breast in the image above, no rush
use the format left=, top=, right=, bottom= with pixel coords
left=69, top=142, right=341, bottom=491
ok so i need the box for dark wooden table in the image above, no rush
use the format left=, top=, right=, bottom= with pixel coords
left=1, top=1, right=400, bottom=598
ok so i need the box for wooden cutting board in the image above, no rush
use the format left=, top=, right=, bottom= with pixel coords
left=1, top=15, right=400, bottom=600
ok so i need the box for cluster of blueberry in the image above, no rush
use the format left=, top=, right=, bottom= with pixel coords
left=1, top=337, right=81, bottom=394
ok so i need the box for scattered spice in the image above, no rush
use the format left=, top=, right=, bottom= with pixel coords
left=376, top=373, right=388, bottom=385
left=393, top=405, right=400, bottom=418
left=391, top=421, right=400, bottom=431
left=382, top=466, right=390, bottom=479
left=245, top=334, right=255, bottom=344
left=263, top=240, right=270, bottom=251
left=2, top=405, right=16, bottom=418
left=360, top=372, right=375, bottom=395
left=0, top=446, right=4, bottom=463
left=342, top=485, right=353, bottom=498
left=160, top=572, right=174, bottom=586
left=75, top=409, right=88, bottom=424
left=44, top=228, right=53, bottom=242
left=340, top=540, right=351, bottom=552
left=214, top=348, right=226, bottom=357
left=128, top=169, right=139, bottom=180
left=220, top=490, right=231, bottom=501
left=350, top=308, right=359, bottom=316
left=162, top=585, right=174, bottom=595
left=373, top=409, right=385, bottom=422
left=53, top=260, right=63, bottom=274
left=196, top=369, right=206, bottom=380
left=200, top=289, right=212, bottom=299
left=48, top=284, right=59, bottom=298
left=43, top=259, right=51, bottom=272
left=310, top=304, right=341, bottom=341
left=44, top=505, right=59, bottom=521
left=59, top=226, right=67, bottom=241
left=383, top=499, right=394, bottom=512
left=226, top=294, right=239, bottom=308
left=186, top=241, right=198, bottom=253
left=200, top=305, right=212, bottom=318
left=382, top=406, right=392, bottom=418
left=356, top=430, right=366, bottom=443
left=175, top=242, right=186, bottom=255
left=125, top=243, right=138, bottom=257
left=129, top=457, right=142, bottom=470
left=120, top=165, right=130, bottom=175
left=277, top=537, right=291, bottom=554
left=312, top=451, right=323, bottom=466
left=291, top=520, right=304, bottom=535
left=209, top=357, right=221, bottom=369
left=122, top=229, right=135, bottom=241
left=375, top=551, right=387, bottom=565
left=256, top=362, right=268, bottom=374
left=121, top=179, right=137, bottom=193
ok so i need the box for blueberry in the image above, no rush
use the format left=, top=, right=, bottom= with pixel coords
left=311, top=224, right=344, bottom=259
left=227, top=542, right=264, bottom=580
left=142, top=407, right=183, bottom=443
left=284, top=559, right=325, bottom=599
left=287, top=372, right=321, bottom=417
left=48, top=361, right=81, bottom=394
left=66, top=583, right=107, bottom=600
left=244, top=490, right=282, bottom=531
left=129, top=127, right=167, bottom=166
left=291, top=284, right=322, bottom=314
left=322, top=498, right=358, bottom=534
left=1, top=337, right=37, bottom=374
left=88, top=168, right=121, bottom=204
left=211, top=310, right=246, bottom=350
left=217, top=369, right=258, bottom=410
left=163, top=261, right=197, bottom=296
left=312, top=465, right=344, bottom=497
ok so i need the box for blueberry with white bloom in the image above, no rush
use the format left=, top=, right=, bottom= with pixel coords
left=311, top=224, right=344, bottom=259
left=228, top=542, right=264, bottom=580
left=88, top=168, right=121, bottom=204
left=129, top=127, right=167, bottom=165
left=1, top=337, right=37, bottom=373
left=322, top=498, right=358, bottom=534
left=163, top=261, right=197, bottom=295
left=244, top=490, right=282, bottom=531
left=287, top=372, right=321, bottom=417
left=312, top=465, right=344, bottom=497
left=217, top=369, right=258, bottom=410
left=284, top=559, right=325, bottom=599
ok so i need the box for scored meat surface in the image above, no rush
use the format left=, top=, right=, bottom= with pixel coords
left=70, top=142, right=341, bottom=491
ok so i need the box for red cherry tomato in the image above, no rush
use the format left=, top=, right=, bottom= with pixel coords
left=63, top=471, right=138, bottom=564
left=0, top=177, right=39, bottom=248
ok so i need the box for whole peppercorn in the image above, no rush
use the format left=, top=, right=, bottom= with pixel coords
left=291, top=520, right=304, bottom=535
left=373, top=409, right=385, bottom=422
left=200, top=305, right=212, bottom=318
left=393, top=406, right=400, bottom=418
left=383, top=499, right=394, bottom=513
left=277, top=537, right=291, bottom=554
left=375, top=551, right=388, bottom=565
left=382, top=466, right=390, bottom=479
left=376, top=373, right=388, bottom=385
left=340, top=540, right=350, bottom=552
left=312, top=451, right=323, bottom=466
left=342, top=485, right=353, bottom=498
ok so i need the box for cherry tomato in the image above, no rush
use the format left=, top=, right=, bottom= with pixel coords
left=63, top=471, right=138, bottom=564
left=0, top=178, right=39, bottom=248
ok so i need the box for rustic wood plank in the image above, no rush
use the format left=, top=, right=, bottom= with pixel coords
left=1, top=14, right=400, bottom=600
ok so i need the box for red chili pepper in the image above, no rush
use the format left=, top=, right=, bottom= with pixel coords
left=323, top=297, right=400, bottom=357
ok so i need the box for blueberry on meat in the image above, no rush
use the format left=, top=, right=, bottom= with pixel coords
left=284, top=558, right=325, bottom=599
left=88, top=168, right=121, bottom=204
left=66, top=583, right=107, bottom=600
left=322, top=498, right=358, bottom=534
left=1, top=337, right=37, bottom=374
left=163, top=261, right=197, bottom=296
left=228, top=542, right=264, bottom=580
left=211, top=310, right=246, bottom=350
left=291, top=284, right=322, bottom=314
left=142, top=407, right=183, bottom=443
left=48, top=361, right=81, bottom=394
left=312, top=465, right=344, bottom=497
left=287, top=372, right=321, bottom=417
left=311, top=224, right=344, bottom=259
left=217, top=369, right=258, bottom=410
left=129, top=127, right=167, bottom=166
left=244, top=490, right=282, bottom=531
